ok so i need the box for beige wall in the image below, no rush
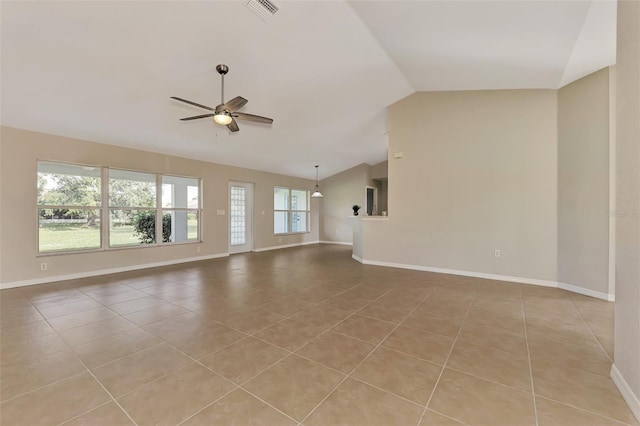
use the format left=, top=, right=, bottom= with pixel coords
left=0, top=126, right=319, bottom=286
left=362, top=90, right=559, bottom=282
left=614, top=0, right=640, bottom=415
left=318, top=163, right=374, bottom=243
left=370, top=161, right=388, bottom=179
left=557, top=68, right=611, bottom=295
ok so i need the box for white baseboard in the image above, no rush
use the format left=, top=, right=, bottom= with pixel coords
left=611, top=364, right=640, bottom=423
left=355, top=258, right=614, bottom=301
left=320, top=240, right=353, bottom=246
left=253, top=241, right=319, bottom=253
left=558, top=281, right=615, bottom=302
left=358, top=258, right=558, bottom=288
left=0, top=253, right=230, bottom=290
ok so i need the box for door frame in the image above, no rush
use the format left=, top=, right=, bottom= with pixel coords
left=228, top=181, right=254, bottom=254
left=365, top=185, right=378, bottom=216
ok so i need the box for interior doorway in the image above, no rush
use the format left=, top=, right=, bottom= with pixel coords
left=229, top=181, right=253, bottom=254
left=365, top=185, right=378, bottom=216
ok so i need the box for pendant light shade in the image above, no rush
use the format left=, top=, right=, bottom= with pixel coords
left=311, top=165, right=324, bottom=198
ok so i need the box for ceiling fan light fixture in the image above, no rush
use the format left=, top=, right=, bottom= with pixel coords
left=311, top=165, right=324, bottom=198
left=213, top=112, right=233, bottom=125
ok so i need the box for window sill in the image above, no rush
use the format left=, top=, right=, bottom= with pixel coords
left=37, top=240, right=203, bottom=257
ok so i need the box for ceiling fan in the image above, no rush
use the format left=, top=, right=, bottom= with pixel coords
left=171, top=64, right=273, bottom=133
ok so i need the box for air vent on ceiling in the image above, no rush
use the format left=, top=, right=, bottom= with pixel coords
left=246, top=0, right=279, bottom=22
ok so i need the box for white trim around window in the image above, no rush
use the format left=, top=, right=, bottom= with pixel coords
left=274, top=186, right=310, bottom=235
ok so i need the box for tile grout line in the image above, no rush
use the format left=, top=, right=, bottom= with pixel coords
left=346, top=375, right=425, bottom=408
left=565, top=294, right=614, bottom=363
left=534, top=394, right=638, bottom=426
left=415, top=286, right=480, bottom=426
left=427, top=408, right=472, bottom=425
left=197, top=386, right=299, bottom=426
left=338, top=311, right=400, bottom=326
left=521, top=290, right=539, bottom=426
left=373, top=318, right=464, bottom=340
left=172, top=387, right=242, bottom=426
left=56, top=400, right=115, bottom=426
left=80, top=287, right=148, bottom=306
left=442, top=365, right=534, bottom=394
left=79, top=340, right=166, bottom=371
left=27, top=302, right=140, bottom=426
left=298, top=290, right=436, bottom=424
left=0, top=370, right=89, bottom=406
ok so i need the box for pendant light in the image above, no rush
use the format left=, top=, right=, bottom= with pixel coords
left=311, top=165, right=324, bottom=198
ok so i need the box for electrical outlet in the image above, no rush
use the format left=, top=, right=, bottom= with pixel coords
left=40, top=263, right=47, bottom=271
left=495, top=249, right=501, bottom=258
left=278, top=237, right=282, bottom=242
left=196, top=247, right=201, bottom=253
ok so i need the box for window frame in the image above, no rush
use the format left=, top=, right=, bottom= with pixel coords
left=108, top=168, right=158, bottom=248
left=36, top=160, right=202, bottom=255
left=161, top=175, right=202, bottom=245
left=37, top=161, right=104, bottom=254
left=274, top=186, right=310, bottom=235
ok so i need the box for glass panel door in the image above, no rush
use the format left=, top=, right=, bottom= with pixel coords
left=230, top=185, right=246, bottom=246
left=229, top=181, right=253, bottom=254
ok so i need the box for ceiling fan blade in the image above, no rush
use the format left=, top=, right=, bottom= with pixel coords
left=180, top=114, right=215, bottom=121
left=233, top=112, right=273, bottom=124
left=223, top=96, right=248, bottom=112
left=227, top=118, right=240, bottom=132
left=170, top=97, right=215, bottom=112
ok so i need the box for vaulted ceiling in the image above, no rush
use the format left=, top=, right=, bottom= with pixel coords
left=0, top=1, right=616, bottom=179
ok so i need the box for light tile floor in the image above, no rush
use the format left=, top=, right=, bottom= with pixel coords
left=0, top=245, right=636, bottom=425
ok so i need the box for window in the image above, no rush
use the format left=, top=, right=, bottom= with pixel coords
left=37, top=162, right=102, bottom=253
left=109, top=169, right=157, bottom=247
left=37, top=161, right=201, bottom=253
left=274, top=187, right=309, bottom=234
left=162, top=176, right=200, bottom=244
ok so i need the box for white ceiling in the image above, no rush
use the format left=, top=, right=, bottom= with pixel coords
left=350, top=0, right=616, bottom=92
left=0, top=1, right=616, bottom=179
